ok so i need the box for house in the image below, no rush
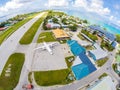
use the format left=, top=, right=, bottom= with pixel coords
left=89, top=25, right=116, bottom=44
left=52, top=28, right=69, bottom=40
left=0, top=27, right=6, bottom=31
left=87, top=76, right=116, bottom=90
left=46, top=23, right=60, bottom=29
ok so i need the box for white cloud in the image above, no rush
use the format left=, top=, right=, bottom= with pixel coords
left=0, top=0, right=33, bottom=13
left=47, top=0, right=69, bottom=7
left=114, top=4, right=120, bottom=10
left=109, top=16, right=114, bottom=21
left=74, top=0, right=110, bottom=15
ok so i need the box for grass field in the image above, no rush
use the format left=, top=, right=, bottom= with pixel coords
left=0, top=53, right=25, bottom=90
left=37, top=32, right=56, bottom=43
left=0, top=13, right=40, bottom=45
left=65, top=56, right=74, bottom=68
left=19, top=12, right=48, bottom=44
left=34, top=69, right=71, bottom=86
left=96, top=57, right=108, bottom=67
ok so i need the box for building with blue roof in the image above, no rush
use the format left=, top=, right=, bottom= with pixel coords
left=78, top=53, right=97, bottom=73
left=71, top=53, right=96, bottom=80
left=89, top=25, right=116, bottom=44
left=72, top=63, right=89, bottom=80
left=67, top=40, right=86, bottom=56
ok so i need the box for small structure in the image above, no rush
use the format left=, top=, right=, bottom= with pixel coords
left=87, top=76, right=116, bottom=90
left=52, top=29, right=69, bottom=40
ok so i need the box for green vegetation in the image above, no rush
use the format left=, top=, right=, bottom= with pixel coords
left=43, top=11, right=66, bottom=30
left=77, top=33, right=86, bottom=40
left=112, top=63, right=117, bottom=71
left=116, top=34, right=120, bottom=43
left=83, top=19, right=88, bottom=23
left=0, top=53, right=25, bottom=90
left=98, top=73, right=108, bottom=79
left=69, top=24, right=78, bottom=31
left=85, top=46, right=94, bottom=50
left=37, top=32, right=56, bottom=43
left=34, top=69, right=71, bottom=86
left=0, top=12, right=40, bottom=45
left=19, top=12, right=48, bottom=44
left=28, top=72, right=32, bottom=83
left=65, top=56, right=74, bottom=68
left=101, top=41, right=114, bottom=51
left=96, top=58, right=108, bottom=67
left=81, top=29, right=98, bottom=41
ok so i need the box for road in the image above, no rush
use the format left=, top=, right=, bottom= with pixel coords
left=0, top=12, right=46, bottom=74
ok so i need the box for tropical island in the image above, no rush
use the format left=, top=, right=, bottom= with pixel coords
left=0, top=10, right=120, bottom=90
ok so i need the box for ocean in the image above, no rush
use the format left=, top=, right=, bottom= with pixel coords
left=64, top=9, right=120, bottom=35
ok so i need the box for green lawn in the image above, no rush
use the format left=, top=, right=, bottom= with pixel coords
left=0, top=13, right=40, bottom=45
left=65, top=56, right=74, bottom=68
left=0, top=53, right=25, bottom=90
left=98, top=73, right=108, bottom=79
left=34, top=69, right=71, bottom=86
left=96, top=58, right=108, bottom=67
left=19, top=12, right=48, bottom=44
left=37, top=32, right=56, bottom=43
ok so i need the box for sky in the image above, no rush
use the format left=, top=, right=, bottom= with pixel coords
left=0, top=0, right=120, bottom=26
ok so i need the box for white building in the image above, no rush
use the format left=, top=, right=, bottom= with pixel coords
left=88, top=43, right=108, bottom=60
left=87, top=76, right=116, bottom=90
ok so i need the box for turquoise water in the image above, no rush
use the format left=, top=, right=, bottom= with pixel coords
left=64, top=10, right=120, bottom=35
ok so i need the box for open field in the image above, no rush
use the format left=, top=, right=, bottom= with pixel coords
left=0, top=13, right=40, bottom=45
left=0, top=53, right=25, bottom=90
left=37, top=32, right=56, bottom=43
left=19, top=12, right=48, bottom=44
left=34, top=69, right=70, bottom=86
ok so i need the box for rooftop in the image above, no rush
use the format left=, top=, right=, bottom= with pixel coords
left=52, top=29, right=69, bottom=39
left=89, top=25, right=116, bottom=42
left=67, top=40, right=86, bottom=56
left=88, top=76, right=116, bottom=90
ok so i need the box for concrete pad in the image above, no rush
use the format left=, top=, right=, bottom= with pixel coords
left=31, top=42, right=67, bottom=71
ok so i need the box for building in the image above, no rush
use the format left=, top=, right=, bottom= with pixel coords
left=46, top=22, right=60, bottom=29
left=88, top=49, right=107, bottom=60
left=87, top=76, right=116, bottom=90
left=0, top=27, right=5, bottom=31
left=88, top=43, right=108, bottom=60
left=72, top=63, right=89, bottom=80
left=71, top=53, right=96, bottom=80
left=89, top=25, right=116, bottom=45
left=52, top=29, right=69, bottom=40
left=67, top=40, right=86, bottom=56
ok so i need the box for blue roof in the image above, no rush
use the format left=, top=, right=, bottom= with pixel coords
left=111, top=41, right=117, bottom=48
left=72, top=63, right=89, bottom=80
left=89, top=25, right=116, bottom=42
left=67, top=40, right=86, bottom=56
left=78, top=53, right=97, bottom=73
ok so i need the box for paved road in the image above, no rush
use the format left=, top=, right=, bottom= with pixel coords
left=0, top=12, right=46, bottom=74
left=14, top=12, right=48, bottom=90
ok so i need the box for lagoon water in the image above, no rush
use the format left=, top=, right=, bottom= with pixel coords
left=64, top=10, right=120, bottom=34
